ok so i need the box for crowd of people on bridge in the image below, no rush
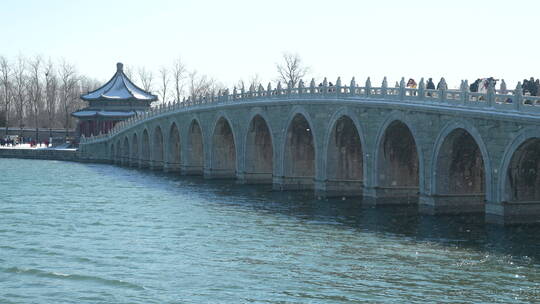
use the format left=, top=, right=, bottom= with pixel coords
left=286, top=76, right=539, bottom=98
left=521, top=77, right=540, bottom=96
left=400, top=76, right=540, bottom=97
left=405, top=78, right=448, bottom=91
left=469, top=78, right=498, bottom=93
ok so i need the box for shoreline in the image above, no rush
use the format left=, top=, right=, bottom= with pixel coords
left=0, top=147, right=82, bottom=162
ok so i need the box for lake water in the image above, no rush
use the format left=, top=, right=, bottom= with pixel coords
left=1, top=158, right=540, bottom=303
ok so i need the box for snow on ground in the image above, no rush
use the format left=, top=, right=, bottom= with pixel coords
left=0, top=143, right=77, bottom=151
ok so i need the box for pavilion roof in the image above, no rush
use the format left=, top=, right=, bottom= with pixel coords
left=81, top=62, right=158, bottom=102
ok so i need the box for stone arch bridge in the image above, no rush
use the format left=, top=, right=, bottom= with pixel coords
left=80, top=78, right=540, bottom=224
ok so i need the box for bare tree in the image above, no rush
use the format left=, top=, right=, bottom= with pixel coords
left=237, top=74, right=262, bottom=90
left=59, top=59, right=78, bottom=138
left=44, top=59, right=58, bottom=138
left=276, top=52, right=309, bottom=87
left=0, top=56, right=13, bottom=136
left=123, top=64, right=134, bottom=80
left=27, top=55, right=43, bottom=142
left=79, top=76, right=100, bottom=95
left=0, top=85, right=4, bottom=127
left=158, top=66, right=169, bottom=104
left=209, top=80, right=225, bottom=96
left=137, top=66, right=153, bottom=92
left=188, top=70, right=221, bottom=99
left=0, top=52, right=237, bottom=139
left=171, top=57, right=187, bottom=102
left=12, top=55, right=27, bottom=136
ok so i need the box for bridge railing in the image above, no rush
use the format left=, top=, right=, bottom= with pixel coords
left=80, top=77, right=540, bottom=145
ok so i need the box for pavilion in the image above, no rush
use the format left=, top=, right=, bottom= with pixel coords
left=72, top=62, right=157, bottom=137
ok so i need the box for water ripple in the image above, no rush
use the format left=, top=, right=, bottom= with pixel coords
left=3, top=266, right=145, bottom=291
left=2, top=159, right=540, bottom=303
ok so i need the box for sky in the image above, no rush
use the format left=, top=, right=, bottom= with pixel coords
left=0, top=0, right=538, bottom=90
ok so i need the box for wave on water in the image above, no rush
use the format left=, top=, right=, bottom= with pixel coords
left=3, top=266, right=144, bottom=291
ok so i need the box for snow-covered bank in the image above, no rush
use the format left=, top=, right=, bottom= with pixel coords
left=0, top=143, right=77, bottom=151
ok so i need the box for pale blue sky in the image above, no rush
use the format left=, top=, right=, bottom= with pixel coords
left=0, top=0, right=538, bottom=89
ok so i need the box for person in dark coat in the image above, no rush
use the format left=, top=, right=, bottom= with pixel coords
left=425, top=78, right=435, bottom=97
left=522, top=79, right=531, bottom=95
left=426, top=78, right=435, bottom=90
left=470, top=79, right=480, bottom=92
left=528, top=78, right=538, bottom=96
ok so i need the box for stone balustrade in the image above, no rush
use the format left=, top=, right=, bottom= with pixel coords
left=80, top=77, right=540, bottom=144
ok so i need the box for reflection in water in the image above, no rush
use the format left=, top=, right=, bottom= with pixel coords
left=137, top=168, right=540, bottom=261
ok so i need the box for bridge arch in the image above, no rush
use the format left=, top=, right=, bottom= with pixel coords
left=152, top=125, right=164, bottom=170
left=141, top=128, right=150, bottom=168
left=185, top=118, right=205, bottom=175
left=131, top=133, right=139, bottom=167
left=281, top=107, right=317, bottom=189
left=374, top=113, right=423, bottom=200
left=431, top=121, right=491, bottom=211
left=323, top=108, right=365, bottom=195
left=83, top=91, right=540, bottom=224
left=244, top=113, right=274, bottom=183
left=122, top=136, right=130, bottom=166
left=167, top=122, right=181, bottom=172
left=500, top=128, right=540, bottom=202
left=211, top=115, right=237, bottom=178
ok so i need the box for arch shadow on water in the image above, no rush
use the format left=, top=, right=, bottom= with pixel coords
left=86, top=163, right=540, bottom=261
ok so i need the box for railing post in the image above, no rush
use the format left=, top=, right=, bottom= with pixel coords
left=310, top=78, right=316, bottom=94
left=499, top=79, right=507, bottom=94
left=365, top=77, right=371, bottom=97
left=514, top=82, right=523, bottom=111
left=461, top=80, right=469, bottom=104
left=287, top=80, right=293, bottom=96
left=249, top=84, right=255, bottom=98
left=350, top=77, right=356, bottom=96
left=335, top=77, right=342, bottom=95
left=399, top=77, right=405, bottom=100
left=258, top=84, right=264, bottom=98
left=418, top=78, right=425, bottom=100
left=438, top=77, right=447, bottom=102
left=267, top=82, right=272, bottom=97
left=381, top=77, right=388, bottom=96
left=225, top=89, right=230, bottom=103
left=487, top=80, right=495, bottom=107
